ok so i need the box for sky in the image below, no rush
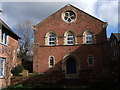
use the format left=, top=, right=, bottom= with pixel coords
left=0, top=0, right=119, bottom=38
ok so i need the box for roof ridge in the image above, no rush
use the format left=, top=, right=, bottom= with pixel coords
left=65, top=4, right=107, bottom=23
left=112, top=33, right=120, bottom=41
left=34, top=4, right=107, bottom=29
left=0, top=19, right=21, bottom=39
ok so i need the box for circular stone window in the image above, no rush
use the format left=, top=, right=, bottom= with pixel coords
left=62, top=10, right=76, bottom=23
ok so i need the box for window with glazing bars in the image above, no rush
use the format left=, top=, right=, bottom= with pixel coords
left=48, top=34, right=56, bottom=45
left=67, top=34, right=74, bottom=45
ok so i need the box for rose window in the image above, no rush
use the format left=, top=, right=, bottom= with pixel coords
left=62, top=10, right=76, bottom=23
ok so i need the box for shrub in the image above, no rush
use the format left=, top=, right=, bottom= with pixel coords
left=11, top=65, right=25, bottom=76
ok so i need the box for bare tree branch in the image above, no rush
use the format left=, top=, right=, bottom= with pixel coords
left=2, top=47, right=15, bottom=86
left=16, top=20, right=34, bottom=60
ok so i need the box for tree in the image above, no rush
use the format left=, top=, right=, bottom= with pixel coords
left=2, top=46, right=15, bottom=86
left=16, top=20, right=34, bottom=72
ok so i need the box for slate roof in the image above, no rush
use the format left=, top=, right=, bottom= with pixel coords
left=0, top=19, right=21, bottom=39
left=113, top=33, right=120, bottom=41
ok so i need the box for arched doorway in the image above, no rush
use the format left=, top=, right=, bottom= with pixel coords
left=62, top=54, right=80, bottom=77
left=66, top=57, right=76, bottom=74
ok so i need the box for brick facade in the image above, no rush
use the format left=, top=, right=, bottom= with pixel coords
left=108, top=33, right=120, bottom=62
left=33, top=4, right=108, bottom=80
left=0, top=19, right=20, bottom=88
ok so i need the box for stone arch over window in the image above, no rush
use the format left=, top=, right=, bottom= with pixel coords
left=83, top=30, right=95, bottom=44
left=45, top=31, right=58, bottom=46
left=48, top=56, right=55, bottom=68
left=64, top=30, right=77, bottom=45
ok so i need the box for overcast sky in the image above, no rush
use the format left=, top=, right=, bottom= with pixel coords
left=0, top=0, right=119, bottom=37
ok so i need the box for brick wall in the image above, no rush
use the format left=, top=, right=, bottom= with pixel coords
left=33, top=5, right=108, bottom=79
left=0, top=26, right=19, bottom=88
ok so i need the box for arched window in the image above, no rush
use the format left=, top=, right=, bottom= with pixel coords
left=67, top=33, right=74, bottom=45
left=45, top=31, right=57, bottom=46
left=49, top=56, right=54, bottom=68
left=48, top=34, right=56, bottom=46
left=85, top=33, right=93, bottom=44
left=83, top=31, right=95, bottom=44
left=64, top=31, right=75, bottom=45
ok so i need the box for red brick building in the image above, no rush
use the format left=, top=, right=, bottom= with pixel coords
left=108, top=33, right=120, bottom=62
left=105, top=33, right=120, bottom=81
left=33, top=4, right=108, bottom=79
left=0, top=19, right=20, bottom=88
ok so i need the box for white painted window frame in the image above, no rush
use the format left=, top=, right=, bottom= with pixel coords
left=49, top=56, right=55, bottom=68
left=0, top=58, right=5, bottom=78
left=0, top=29, right=8, bottom=46
left=85, top=33, right=93, bottom=44
left=48, top=34, right=56, bottom=46
left=66, top=34, right=74, bottom=45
